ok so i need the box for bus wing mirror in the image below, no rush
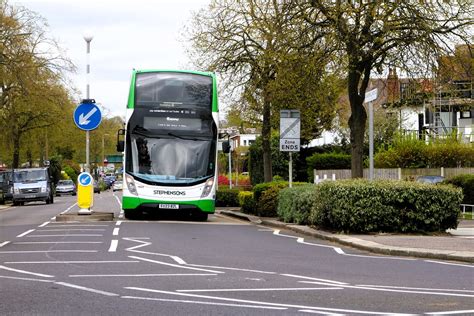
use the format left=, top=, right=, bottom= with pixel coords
left=116, top=129, right=125, bottom=152
left=222, top=141, right=230, bottom=154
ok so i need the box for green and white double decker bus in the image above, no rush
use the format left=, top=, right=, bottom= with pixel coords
left=118, top=70, right=219, bottom=220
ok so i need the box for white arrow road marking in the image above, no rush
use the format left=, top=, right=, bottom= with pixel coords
left=79, top=107, right=97, bottom=125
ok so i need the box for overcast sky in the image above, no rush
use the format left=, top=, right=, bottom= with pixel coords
left=12, top=0, right=210, bottom=117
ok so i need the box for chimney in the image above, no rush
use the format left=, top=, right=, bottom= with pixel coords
left=387, top=68, right=400, bottom=104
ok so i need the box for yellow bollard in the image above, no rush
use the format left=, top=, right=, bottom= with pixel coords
left=77, top=172, right=93, bottom=215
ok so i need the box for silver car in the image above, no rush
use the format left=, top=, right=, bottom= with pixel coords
left=56, top=180, right=77, bottom=196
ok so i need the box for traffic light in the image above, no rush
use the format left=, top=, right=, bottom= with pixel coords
left=222, top=140, right=231, bottom=153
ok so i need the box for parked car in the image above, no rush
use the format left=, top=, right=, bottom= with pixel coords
left=0, top=170, right=13, bottom=204
left=55, top=180, right=77, bottom=196
left=112, top=180, right=123, bottom=192
left=416, top=175, right=445, bottom=184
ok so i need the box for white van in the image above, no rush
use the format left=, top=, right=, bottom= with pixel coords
left=12, top=168, right=54, bottom=206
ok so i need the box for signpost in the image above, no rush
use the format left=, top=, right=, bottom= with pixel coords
left=365, top=88, right=378, bottom=181
left=77, top=172, right=94, bottom=215
left=280, top=110, right=300, bottom=188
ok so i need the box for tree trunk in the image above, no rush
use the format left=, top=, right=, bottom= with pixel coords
left=12, top=134, right=21, bottom=168
left=262, top=99, right=273, bottom=182
left=347, top=67, right=368, bottom=178
left=349, top=105, right=366, bottom=178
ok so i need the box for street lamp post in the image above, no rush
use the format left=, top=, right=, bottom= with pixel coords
left=83, top=32, right=93, bottom=173
left=102, top=133, right=109, bottom=172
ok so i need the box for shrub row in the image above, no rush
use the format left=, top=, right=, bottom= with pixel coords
left=216, top=181, right=308, bottom=216
left=277, top=180, right=462, bottom=233
left=444, top=174, right=474, bottom=205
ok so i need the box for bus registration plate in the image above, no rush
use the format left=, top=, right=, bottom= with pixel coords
left=159, top=204, right=179, bottom=209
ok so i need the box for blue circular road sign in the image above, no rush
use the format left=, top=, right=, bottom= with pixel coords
left=78, top=172, right=93, bottom=187
left=74, top=102, right=102, bottom=131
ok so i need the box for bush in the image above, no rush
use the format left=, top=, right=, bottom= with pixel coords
left=216, top=188, right=240, bottom=207
left=278, top=185, right=317, bottom=224
left=63, top=166, right=77, bottom=183
left=445, top=174, right=474, bottom=205
left=238, top=191, right=255, bottom=213
left=253, top=181, right=308, bottom=217
left=309, top=179, right=462, bottom=233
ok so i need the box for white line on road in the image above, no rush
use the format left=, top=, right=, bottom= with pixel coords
left=113, top=228, right=119, bottom=236
left=59, top=202, right=77, bottom=215
left=282, top=274, right=348, bottom=285
left=299, top=281, right=474, bottom=298
left=116, top=221, right=122, bottom=226
left=0, top=275, right=55, bottom=283
left=425, top=310, right=474, bottom=315
left=14, top=241, right=103, bottom=244
left=27, top=234, right=103, bottom=237
left=356, top=284, right=474, bottom=294
left=424, top=260, right=474, bottom=269
left=0, top=264, right=54, bottom=278
left=299, top=309, right=344, bottom=315
left=0, top=250, right=97, bottom=254
left=70, top=273, right=217, bottom=278
left=122, top=295, right=287, bottom=310
left=123, top=237, right=187, bottom=264
left=16, top=229, right=35, bottom=238
left=108, top=240, right=118, bottom=252
left=55, top=281, right=118, bottom=296
left=47, top=224, right=108, bottom=227
left=37, top=229, right=106, bottom=232
left=177, top=287, right=343, bottom=293
left=125, top=287, right=412, bottom=315
left=38, top=221, right=50, bottom=227
left=0, top=241, right=10, bottom=248
left=128, top=256, right=224, bottom=274
left=5, top=260, right=140, bottom=264
left=187, top=264, right=276, bottom=275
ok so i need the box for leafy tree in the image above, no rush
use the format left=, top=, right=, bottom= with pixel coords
left=299, top=1, right=473, bottom=177
left=187, top=0, right=339, bottom=182
left=0, top=1, right=74, bottom=167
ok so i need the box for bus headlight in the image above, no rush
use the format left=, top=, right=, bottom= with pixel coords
left=201, top=177, right=214, bottom=198
left=125, top=174, right=138, bottom=195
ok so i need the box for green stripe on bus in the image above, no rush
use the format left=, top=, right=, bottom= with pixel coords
left=122, top=196, right=215, bottom=213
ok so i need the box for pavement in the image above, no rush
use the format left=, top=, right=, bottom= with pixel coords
left=218, top=208, right=474, bottom=264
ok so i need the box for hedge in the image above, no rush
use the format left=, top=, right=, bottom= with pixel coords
left=311, top=180, right=462, bottom=233
left=216, top=189, right=240, bottom=207
left=277, top=185, right=318, bottom=224
left=277, top=180, right=462, bottom=233
left=444, top=174, right=474, bottom=205
left=238, top=191, right=255, bottom=213
left=253, top=181, right=308, bottom=217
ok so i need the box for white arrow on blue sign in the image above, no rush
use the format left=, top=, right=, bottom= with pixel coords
left=77, top=172, right=92, bottom=186
left=74, top=102, right=102, bottom=131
